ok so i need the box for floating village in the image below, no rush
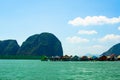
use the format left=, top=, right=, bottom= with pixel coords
left=40, top=54, right=120, bottom=61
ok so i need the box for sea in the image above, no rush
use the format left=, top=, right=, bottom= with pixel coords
left=0, top=60, right=120, bottom=80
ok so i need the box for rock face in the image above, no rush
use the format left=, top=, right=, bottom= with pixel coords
left=17, top=32, right=63, bottom=57
left=0, top=40, right=20, bottom=55
left=102, top=43, right=120, bottom=56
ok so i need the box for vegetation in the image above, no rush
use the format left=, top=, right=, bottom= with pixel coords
left=0, top=55, right=41, bottom=59
left=40, top=55, right=48, bottom=61
left=0, top=40, right=20, bottom=55
left=0, top=32, right=63, bottom=58
left=17, top=32, right=63, bottom=57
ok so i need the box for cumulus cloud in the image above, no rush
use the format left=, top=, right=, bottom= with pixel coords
left=78, top=30, right=98, bottom=35
left=68, top=16, right=120, bottom=26
left=118, top=26, right=120, bottom=30
left=66, top=36, right=89, bottom=43
left=99, top=34, right=120, bottom=42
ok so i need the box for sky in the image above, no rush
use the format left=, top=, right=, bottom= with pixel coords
left=0, top=0, right=120, bottom=56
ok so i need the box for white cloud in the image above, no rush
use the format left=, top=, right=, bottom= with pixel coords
left=78, top=30, right=97, bottom=35
left=87, top=45, right=106, bottom=55
left=99, top=34, right=120, bottom=42
left=66, top=36, right=89, bottom=43
left=68, top=16, right=120, bottom=26
left=92, top=45, right=103, bottom=49
left=118, top=26, right=120, bottom=30
left=64, top=44, right=109, bottom=56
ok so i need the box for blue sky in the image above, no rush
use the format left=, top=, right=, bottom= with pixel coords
left=0, top=0, right=120, bottom=56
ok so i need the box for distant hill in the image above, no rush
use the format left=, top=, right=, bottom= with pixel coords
left=0, top=40, right=20, bottom=55
left=102, top=43, right=120, bottom=56
left=17, top=32, right=63, bottom=57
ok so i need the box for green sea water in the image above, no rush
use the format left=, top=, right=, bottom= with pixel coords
left=0, top=60, right=120, bottom=80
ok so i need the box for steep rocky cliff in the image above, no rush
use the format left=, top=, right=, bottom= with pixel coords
left=17, top=32, right=63, bottom=57
left=0, top=40, right=20, bottom=55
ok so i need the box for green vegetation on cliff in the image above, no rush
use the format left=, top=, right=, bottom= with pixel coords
left=0, top=40, right=20, bottom=55
left=17, top=32, right=63, bottom=57
left=0, top=32, right=63, bottom=59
